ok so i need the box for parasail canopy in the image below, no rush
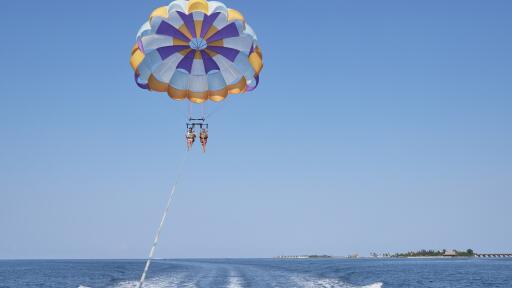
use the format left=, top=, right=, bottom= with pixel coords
left=130, top=0, right=263, bottom=104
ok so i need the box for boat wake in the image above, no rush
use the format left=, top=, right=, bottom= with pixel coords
left=108, top=274, right=382, bottom=288
left=112, top=273, right=194, bottom=288
left=291, top=275, right=383, bottom=288
left=85, top=259, right=385, bottom=288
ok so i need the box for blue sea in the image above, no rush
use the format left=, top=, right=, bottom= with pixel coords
left=0, top=258, right=511, bottom=288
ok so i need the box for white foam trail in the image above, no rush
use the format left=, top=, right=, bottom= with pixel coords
left=113, top=273, right=196, bottom=288
left=292, top=275, right=383, bottom=288
left=109, top=266, right=382, bottom=288
left=227, top=270, right=244, bottom=288
left=361, top=283, right=383, bottom=288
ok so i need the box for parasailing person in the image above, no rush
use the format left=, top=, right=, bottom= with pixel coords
left=199, top=128, right=208, bottom=152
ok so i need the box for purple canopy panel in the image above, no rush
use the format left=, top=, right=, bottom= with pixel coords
left=137, top=39, right=145, bottom=54
left=246, top=75, right=259, bottom=91
left=200, top=50, right=220, bottom=73
left=176, top=50, right=196, bottom=73
left=156, top=45, right=189, bottom=60
left=156, top=21, right=190, bottom=42
left=200, top=12, right=221, bottom=38
left=134, top=73, right=149, bottom=90
left=177, top=11, right=197, bottom=38
left=206, top=46, right=240, bottom=62
left=206, top=22, right=239, bottom=43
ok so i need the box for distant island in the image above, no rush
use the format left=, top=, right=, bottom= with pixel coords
left=274, top=255, right=332, bottom=259
left=276, top=249, right=479, bottom=259
left=275, top=249, right=512, bottom=259
left=391, top=249, right=474, bottom=258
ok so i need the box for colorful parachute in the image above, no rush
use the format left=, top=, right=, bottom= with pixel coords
left=130, top=0, right=263, bottom=103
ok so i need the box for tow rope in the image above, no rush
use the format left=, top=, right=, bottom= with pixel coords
left=136, top=151, right=189, bottom=288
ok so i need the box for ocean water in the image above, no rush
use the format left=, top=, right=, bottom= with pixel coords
left=0, top=258, right=511, bottom=288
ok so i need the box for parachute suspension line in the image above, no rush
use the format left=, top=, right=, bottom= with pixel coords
left=136, top=151, right=190, bottom=288
left=205, top=97, right=231, bottom=120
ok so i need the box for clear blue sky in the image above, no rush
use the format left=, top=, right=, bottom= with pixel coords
left=1, top=0, right=511, bottom=259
